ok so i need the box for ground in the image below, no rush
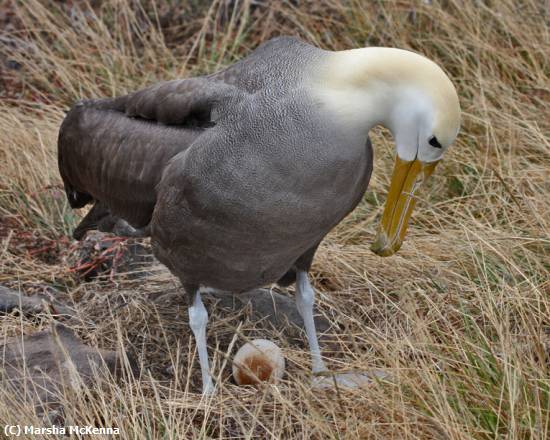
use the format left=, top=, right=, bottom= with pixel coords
left=0, top=0, right=548, bottom=439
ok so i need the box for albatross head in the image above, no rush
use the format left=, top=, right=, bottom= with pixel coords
left=315, top=47, right=461, bottom=256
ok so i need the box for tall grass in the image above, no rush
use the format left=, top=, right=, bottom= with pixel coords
left=0, top=0, right=548, bottom=438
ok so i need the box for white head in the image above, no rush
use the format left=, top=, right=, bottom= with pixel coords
left=312, top=47, right=461, bottom=255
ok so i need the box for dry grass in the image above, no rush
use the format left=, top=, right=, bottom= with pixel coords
left=0, top=0, right=549, bottom=438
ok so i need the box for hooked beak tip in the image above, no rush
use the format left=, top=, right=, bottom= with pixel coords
left=370, top=230, right=402, bottom=257
left=370, top=157, right=439, bottom=257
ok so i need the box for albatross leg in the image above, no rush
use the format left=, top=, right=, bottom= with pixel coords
left=188, top=289, right=214, bottom=394
left=295, top=271, right=374, bottom=389
left=295, top=270, right=328, bottom=374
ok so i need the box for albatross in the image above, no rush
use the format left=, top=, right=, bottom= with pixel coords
left=58, top=36, right=461, bottom=394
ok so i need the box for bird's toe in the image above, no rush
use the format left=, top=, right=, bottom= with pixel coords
left=311, top=370, right=387, bottom=390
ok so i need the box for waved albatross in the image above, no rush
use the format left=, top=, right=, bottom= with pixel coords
left=58, top=36, right=461, bottom=394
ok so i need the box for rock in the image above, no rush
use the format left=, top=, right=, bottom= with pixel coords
left=0, top=285, right=75, bottom=319
left=207, top=288, right=332, bottom=335
left=0, top=324, right=137, bottom=415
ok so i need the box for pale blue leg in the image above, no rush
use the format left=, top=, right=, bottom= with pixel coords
left=188, top=290, right=214, bottom=394
left=296, top=271, right=328, bottom=373
left=296, top=271, right=375, bottom=389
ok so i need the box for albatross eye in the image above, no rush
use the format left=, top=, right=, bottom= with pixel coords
left=428, top=136, right=442, bottom=149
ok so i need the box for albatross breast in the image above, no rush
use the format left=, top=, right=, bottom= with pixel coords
left=150, top=89, right=373, bottom=292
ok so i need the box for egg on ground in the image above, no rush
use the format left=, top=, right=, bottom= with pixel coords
left=232, top=339, right=285, bottom=385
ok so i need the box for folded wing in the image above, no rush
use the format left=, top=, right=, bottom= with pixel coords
left=58, top=78, right=239, bottom=230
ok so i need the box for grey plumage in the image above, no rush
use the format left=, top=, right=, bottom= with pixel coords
left=58, top=36, right=373, bottom=295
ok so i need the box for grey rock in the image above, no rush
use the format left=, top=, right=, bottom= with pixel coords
left=0, top=324, right=137, bottom=414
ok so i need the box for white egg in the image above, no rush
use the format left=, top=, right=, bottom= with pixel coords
left=232, top=339, right=285, bottom=385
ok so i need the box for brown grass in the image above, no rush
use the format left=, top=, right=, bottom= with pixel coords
left=0, top=0, right=549, bottom=438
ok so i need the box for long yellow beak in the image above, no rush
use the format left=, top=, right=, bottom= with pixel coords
left=371, top=157, right=439, bottom=256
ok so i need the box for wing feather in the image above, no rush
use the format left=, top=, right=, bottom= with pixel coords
left=58, top=78, right=239, bottom=229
